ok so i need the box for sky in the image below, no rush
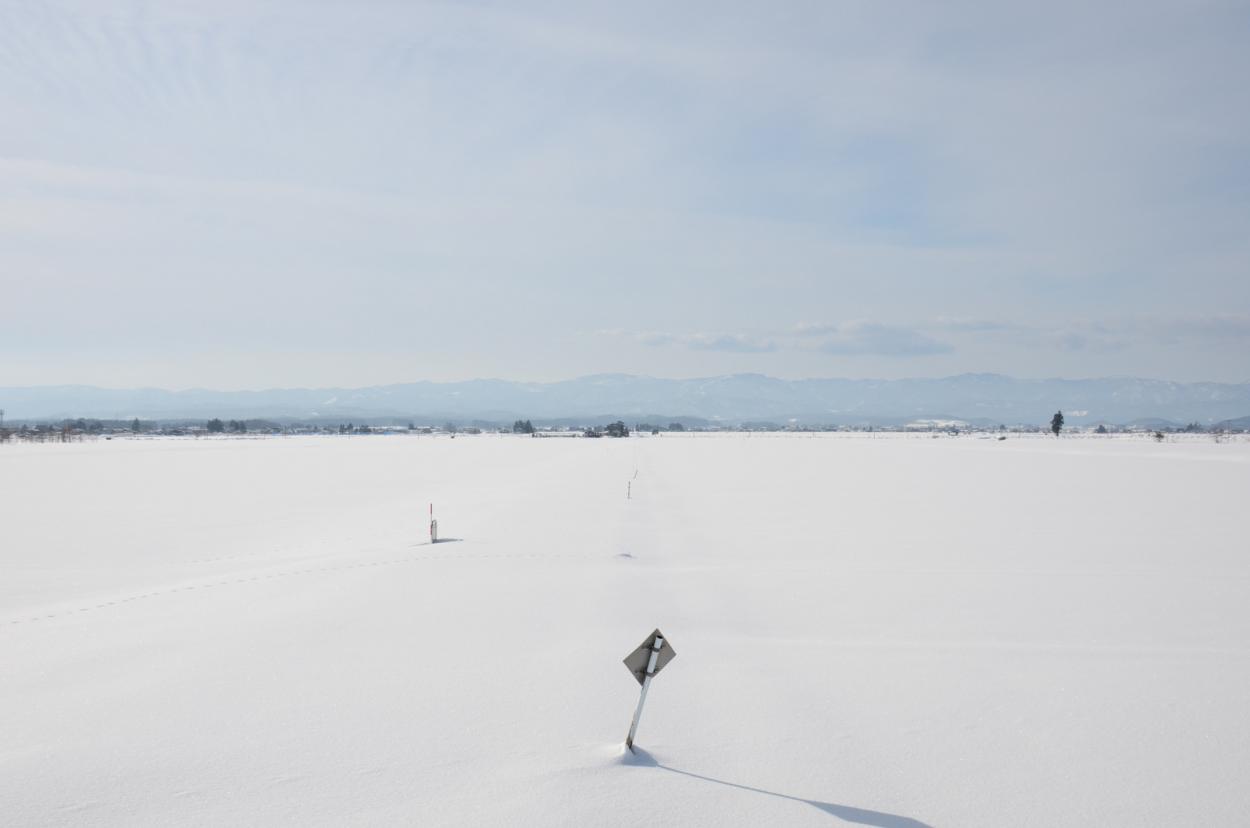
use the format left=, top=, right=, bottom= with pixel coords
left=2, top=0, right=1248, bottom=389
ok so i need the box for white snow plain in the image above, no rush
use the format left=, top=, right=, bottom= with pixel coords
left=2, top=433, right=1248, bottom=827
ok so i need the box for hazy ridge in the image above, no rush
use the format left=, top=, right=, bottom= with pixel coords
left=4, top=373, right=1250, bottom=426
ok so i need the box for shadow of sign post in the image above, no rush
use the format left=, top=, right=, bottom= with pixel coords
left=625, top=747, right=933, bottom=828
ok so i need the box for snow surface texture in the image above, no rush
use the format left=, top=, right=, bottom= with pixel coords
left=2, top=433, right=1248, bottom=827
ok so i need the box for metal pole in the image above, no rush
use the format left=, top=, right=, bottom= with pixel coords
left=626, top=636, right=663, bottom=752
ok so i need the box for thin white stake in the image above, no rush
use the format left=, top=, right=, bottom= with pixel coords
left=625, top=636, right=663, bottom=752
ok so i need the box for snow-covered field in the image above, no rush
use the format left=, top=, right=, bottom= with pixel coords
left=3, top=433, right=1248, bottom=827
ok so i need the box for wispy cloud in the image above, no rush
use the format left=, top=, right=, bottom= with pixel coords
left=931, top=317, right=1022, bottom=334
left=1134, top=314, right=1250, bottom=341
left=930, top=315, right=1250, bottom=352
left=608, top=322, right=949, bottom=357
left=795, top=321, right=952, bottom=356
left=612, top=330, right=777, bottom=353
left=604, top=312, right=1250, bottom=364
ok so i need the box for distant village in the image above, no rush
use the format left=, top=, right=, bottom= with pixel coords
left=1, top=413, right=1243, bottom=444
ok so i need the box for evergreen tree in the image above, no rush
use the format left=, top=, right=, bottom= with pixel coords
left=1050, top=410, right=1064, bottom=437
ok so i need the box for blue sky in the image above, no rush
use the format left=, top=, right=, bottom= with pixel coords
left=2, top=0, right=1248, bottom=388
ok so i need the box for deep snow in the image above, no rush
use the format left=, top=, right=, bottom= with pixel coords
left=2, top=433, right=1248, bottom=826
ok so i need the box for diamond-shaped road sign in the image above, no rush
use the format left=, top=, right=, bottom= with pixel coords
left=623, top=628, right=676, bottom=685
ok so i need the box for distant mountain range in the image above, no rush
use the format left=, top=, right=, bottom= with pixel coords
left=3, top=373, right=1249, bottom=426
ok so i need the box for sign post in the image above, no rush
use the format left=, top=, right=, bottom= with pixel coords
left=623, top=628, right=676, bottom=752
